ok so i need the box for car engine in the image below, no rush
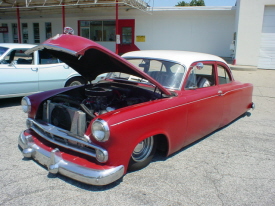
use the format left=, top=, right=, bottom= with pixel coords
left=39, top=83, right=162, bottom=137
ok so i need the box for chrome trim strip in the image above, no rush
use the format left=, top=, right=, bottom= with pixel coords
left=111, top=94, right=219, bottom=126
left=111, top=85, right=253, bottom=126
left=27, top=118, right=108, bottom=163
left=18, top=132, right=124, bottom=185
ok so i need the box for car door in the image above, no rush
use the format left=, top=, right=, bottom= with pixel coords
left=216, top=62, right=245, bottom=127
left=0, top=48, right=38, bottom=98
left=182, top=61, right=224, bottom=146
left=36, top=50, right=77, bottom=91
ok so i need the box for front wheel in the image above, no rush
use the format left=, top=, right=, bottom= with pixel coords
left=65, top=77, right=85, bottom=87
left=128, top=136, right=156, bottom=171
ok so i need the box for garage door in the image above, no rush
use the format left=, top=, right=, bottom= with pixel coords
left=258, top=6, right=275, bottom=69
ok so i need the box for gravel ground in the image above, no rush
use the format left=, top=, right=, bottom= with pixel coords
left=0, top=69, right=274, bottom=206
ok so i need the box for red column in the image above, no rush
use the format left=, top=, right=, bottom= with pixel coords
left=16, top=7, right=22, bottom=43
left=115, top=0, right=119, bottom=54
left=62, top=3, right=65, bottom=32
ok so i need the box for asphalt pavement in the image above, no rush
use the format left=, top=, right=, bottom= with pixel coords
left=0, top=68, right=274, bottom=206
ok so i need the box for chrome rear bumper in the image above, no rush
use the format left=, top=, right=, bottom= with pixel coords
left=18, top=131, right=124, bottom=186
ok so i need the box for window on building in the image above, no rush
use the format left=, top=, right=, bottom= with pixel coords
left=45, top=22, right=52, bottom=39
left=33, top=23, right=40, bottom=43
left=1, top=23, right=9, bottom=43
left=103, top=21, right=115, bottom=41
left=79, top=20, right=115, bottom=42
left=22, top=23, right=28, bottom=43
left=122, top=27, right=132, bottom=44
left=12, top=23, right=18, bottom=43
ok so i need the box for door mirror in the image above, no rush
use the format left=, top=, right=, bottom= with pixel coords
left=196, top=62, right=204, bottom=70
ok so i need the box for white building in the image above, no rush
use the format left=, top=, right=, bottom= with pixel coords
left=235, top=0, right=275, bottom=69
left=0, top=0, right=275, bottom=69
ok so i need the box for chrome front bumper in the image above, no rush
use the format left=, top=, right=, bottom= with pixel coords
left=18, top=131, right=124, bottom=186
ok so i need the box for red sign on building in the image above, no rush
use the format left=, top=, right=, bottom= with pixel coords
left=0, top=27, right=8, bottom=33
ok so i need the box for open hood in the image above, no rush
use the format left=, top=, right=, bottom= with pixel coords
left=26, top=34, right=171, bottom=96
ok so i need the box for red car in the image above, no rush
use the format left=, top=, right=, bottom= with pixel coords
left=18, top=33, right=254, bottom=185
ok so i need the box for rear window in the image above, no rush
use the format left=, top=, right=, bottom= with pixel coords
left=123, top=58, right=185, bottom=90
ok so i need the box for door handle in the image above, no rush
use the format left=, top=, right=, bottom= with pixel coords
left=218, top=90, right=223, bottom=96
left=31, top=68, right=38, bottom=72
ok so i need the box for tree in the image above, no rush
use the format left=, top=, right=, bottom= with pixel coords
left=176, top=1, right=189, bottom=6
left=176, top=0, right=205, bottom=6
left=190, top=0, right=205, bottom=6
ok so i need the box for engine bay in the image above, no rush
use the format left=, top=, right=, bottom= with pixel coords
left=38, top=82, right=164, bottom=134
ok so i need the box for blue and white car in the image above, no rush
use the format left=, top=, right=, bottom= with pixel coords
left=0, top=43, right=87, bottom=99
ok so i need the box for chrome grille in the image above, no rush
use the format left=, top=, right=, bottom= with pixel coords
left=27, top=118, right=108, bottom=162
left=43, top=101, right=86, bottom=137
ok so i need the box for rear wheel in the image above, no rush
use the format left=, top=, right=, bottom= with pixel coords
left=65, top=77, right=85, bottom=87
left=128, top=136, right=156, bottom=171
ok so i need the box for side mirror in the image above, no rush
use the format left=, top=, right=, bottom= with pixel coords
left=196, top=62, right=204, bottom=70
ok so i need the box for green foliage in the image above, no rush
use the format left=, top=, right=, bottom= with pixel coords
left=176, top=0, right=205, bottom=6
left=176, top=1, right=189, bottom=6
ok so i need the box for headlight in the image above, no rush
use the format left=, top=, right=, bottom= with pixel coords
left=92, top=119, right=110, bottom=142
left=21, top=97, right=31, bottom=113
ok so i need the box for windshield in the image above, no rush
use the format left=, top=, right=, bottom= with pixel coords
left=108, top=58, right=185, bottom=90
left=0, top=46, right=8, bottom=57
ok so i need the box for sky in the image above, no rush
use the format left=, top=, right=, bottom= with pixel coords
left=151, top=0, right=236, bottom=7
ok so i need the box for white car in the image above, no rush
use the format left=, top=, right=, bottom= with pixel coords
left=0, top=43, right=86, bottom=99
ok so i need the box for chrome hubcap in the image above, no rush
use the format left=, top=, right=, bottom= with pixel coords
left=70, top=81, right=81, bottom=86
left=132, top=136, right=154, bottom=162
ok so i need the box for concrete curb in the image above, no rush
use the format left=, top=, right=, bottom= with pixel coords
left=221, top=57, right=258, bottom=71
left=228, top=64, right=258, bottom=71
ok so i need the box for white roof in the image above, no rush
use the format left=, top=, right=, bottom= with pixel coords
left=0, top=43, right=37, bottom=49
left=122, top=50, right=227, bottom=68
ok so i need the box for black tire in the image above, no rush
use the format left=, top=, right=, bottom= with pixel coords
left=128, top=136, right=157, bottom=171
left=65, top=77, right=85, bottom=87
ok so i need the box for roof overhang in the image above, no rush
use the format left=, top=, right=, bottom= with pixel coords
left=0, top=0, right=151, bottom=16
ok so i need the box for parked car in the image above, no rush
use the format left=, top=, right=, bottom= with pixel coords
left=18, top=33, right=254, bottom=186
left=0, top=43, right=86, bottom=99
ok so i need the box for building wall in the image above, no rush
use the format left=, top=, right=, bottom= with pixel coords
left=0, top=18, right=67, bottom=44
left=0, top=7, right=235, bottom=58
left=131, top=8, right=236, bottom=57
left=234, top=0, right=275, bottom=66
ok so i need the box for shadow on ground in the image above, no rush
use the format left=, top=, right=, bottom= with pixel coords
left=0, top=97, right=21, bottom=108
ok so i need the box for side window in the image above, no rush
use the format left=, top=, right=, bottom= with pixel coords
left=217, top=65, right=231, bottom=84
left=4, top=49, right=33, bottom=65
left=185, top=64, right=215, bottom=89
left=39, top=50, right=59, bottom=64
